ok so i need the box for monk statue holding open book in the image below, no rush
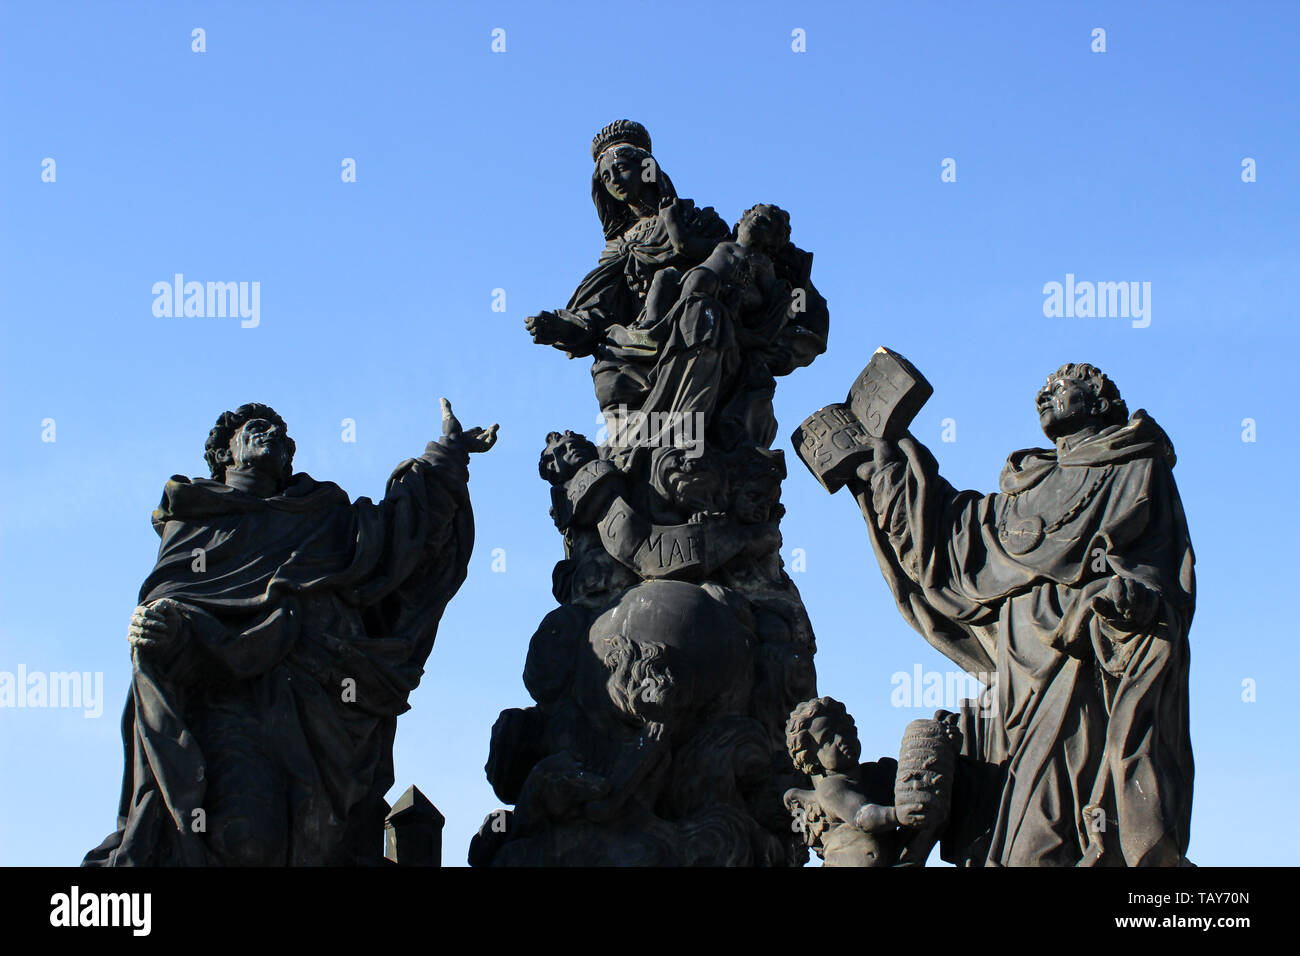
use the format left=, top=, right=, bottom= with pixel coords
left=794, top=348, right=1195, bottom=867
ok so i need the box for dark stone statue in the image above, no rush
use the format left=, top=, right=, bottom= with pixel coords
left=84, top=399, right=496, bottom=865
left=795, top=350, right=1195, bottom=866
left=523, top=120, right=827, bottom=454
left=473, top=121, right=828, bottom=866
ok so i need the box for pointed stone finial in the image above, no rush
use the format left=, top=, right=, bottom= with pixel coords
left=384, top=785, right=445, bottom=866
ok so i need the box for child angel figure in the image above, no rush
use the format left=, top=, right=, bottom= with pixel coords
left=783, top=697, right=900, bottom=866
left=784, top=697, right=961, bottom=867
left=603, top=203, right=799, bottom=456
left=648, top=201, right=791, bottom=331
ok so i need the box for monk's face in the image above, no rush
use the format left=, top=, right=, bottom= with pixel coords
left=1037, top=375, right=1097, bottom=440
left=229, top=418, right=289, bottom=478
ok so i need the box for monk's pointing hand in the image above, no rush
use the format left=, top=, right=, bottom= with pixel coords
left=440, top=398, right=462, bottom=444
left=440, top=398, right=498, bottom=455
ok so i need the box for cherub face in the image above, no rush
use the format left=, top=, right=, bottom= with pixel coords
left=810, top=715, right=860, bottom=773
left=556, top=437, right=592, bottom=471
left=735, top=205, right=787, bottom=251
left=736, top=208, right=774, bottom=249
left=544, top=436, right=595, bottom=484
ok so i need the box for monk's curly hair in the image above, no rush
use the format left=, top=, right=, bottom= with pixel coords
left=786, top=696, right=857, bottom=776
left=1039, top=363, right=1128, bottom=428
left=204, top=403, right=296, bottom=482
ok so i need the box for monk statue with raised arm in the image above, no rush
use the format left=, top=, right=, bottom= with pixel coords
left=85, top=399, right=496, bottom=866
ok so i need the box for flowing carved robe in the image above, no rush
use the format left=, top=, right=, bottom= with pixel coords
left=851, top=411, right=1194, bottom=866
left=84, top=442, right=474, bottom=866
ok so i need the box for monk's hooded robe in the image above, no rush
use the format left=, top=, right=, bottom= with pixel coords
left=851, top=410, right=1194, bottom=867
left=84, top=441, right=473, bottom=866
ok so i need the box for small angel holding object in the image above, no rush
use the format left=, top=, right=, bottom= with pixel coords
left=783, top=697, right=961, bottom=867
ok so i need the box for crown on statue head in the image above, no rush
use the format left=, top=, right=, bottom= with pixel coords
left=591, top=120, right=652, bottom=161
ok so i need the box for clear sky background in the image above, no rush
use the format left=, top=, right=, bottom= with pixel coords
left=1, top=0, right=1296, bottom=866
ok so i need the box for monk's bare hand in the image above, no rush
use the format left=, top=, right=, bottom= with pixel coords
left=127, top=598, right=183, bottom=654
left=1093, top=575, right=1158, bottom=630
left=854, top=437, right=900, bottom=485
left=870, top=436, right=901, bottom=466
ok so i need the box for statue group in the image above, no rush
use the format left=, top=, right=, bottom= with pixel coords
left=85, top=121, right=1195, bottom=868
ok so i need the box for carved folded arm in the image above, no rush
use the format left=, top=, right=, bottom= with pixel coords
left=130, top=598, right=296, bottom=684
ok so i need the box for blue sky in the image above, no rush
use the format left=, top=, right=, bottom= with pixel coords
left=1, top=0, right=1296, bottom=866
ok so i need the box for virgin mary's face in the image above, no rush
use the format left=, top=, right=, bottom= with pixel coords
left=599, top=149, right=648, bottom=205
